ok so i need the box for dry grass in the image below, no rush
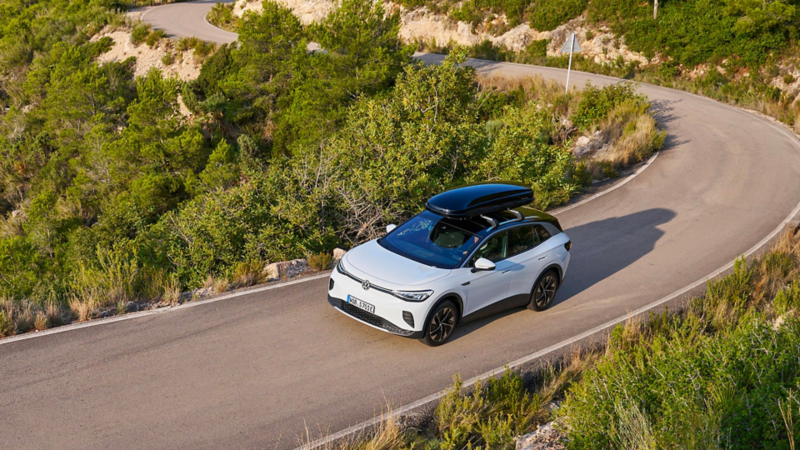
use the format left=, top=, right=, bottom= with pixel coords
left=213, top=277, right=229, bottom=294
left=476, top=73, right=665, bottom=178
left=231, top=260, right=265, bottom=289
left=311, top=348, right=597, bottom=450
left=308, top=252, right=334, bottom=271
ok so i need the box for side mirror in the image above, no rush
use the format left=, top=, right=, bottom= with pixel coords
left=386, top=224, right=397, bottom=233
left=472, top=257, right=496, bottom=272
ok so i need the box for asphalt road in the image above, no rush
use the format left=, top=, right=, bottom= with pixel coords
left=3, top=8, right=800, bottom=450
left=140, top=0, right=238, bottom=44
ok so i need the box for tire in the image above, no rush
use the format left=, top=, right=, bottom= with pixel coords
left=528, top=270, right=559, bottom=311
left=420, top=300, right=458, bottom=346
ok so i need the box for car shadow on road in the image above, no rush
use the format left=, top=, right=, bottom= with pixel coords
left=448, top=208, right=675, bottom=342
left=554, top=207, right=676, bottom=303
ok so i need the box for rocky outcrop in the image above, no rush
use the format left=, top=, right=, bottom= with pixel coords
left=230, top=0, right=650, bottom=67
left=516, top=422, right=565, bottom=450
left=263, top=258, right=310, bottom=281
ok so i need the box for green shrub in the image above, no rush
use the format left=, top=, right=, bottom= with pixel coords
left=525, top=39, right=548, bottom=58
left=564, top=314, right=800, bottom=449
left=436, top=371, right=545, bottom=449
left=161, top=52, right=175, bottom=66
left=207, top=2, right=239, bottom=31
left=131, top=22, right=150, bottom=45
left=145, top=29, right=167, bottom=48
left=175, top=36, right=202, bottom=52
left=572, top=83, right=638, bottom=129
left=529, top=0, right=587, bottom=31
left=785, top=73, right=797, bottom=84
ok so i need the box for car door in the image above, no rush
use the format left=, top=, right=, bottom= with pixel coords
left=463, top=231, right=513, bottom=316
left=507, top=224, right=553, bottom=299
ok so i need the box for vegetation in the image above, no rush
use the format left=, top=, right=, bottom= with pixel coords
left=0, top=0, right=661, bottom=336
left=311, top=359, right=589, bottom=449
left=207, top=2, right=239, bottom=32
left=413, top=0, right=800, bottom=132
left=320, top=230, right=800, bottom=449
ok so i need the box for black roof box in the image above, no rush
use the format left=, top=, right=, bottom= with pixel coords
left=426, top=182, right=534, bottom=218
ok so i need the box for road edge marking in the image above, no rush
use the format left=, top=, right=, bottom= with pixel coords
left=298, top=190, right=800, bottom=450
left=0, top=273, right=332, bottom=346
left=0, top=118, right=659, bottom=347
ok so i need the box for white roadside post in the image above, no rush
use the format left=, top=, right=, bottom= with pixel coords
left=561, top=32, right=581, bottom=96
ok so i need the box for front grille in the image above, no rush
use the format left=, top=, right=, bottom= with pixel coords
left=338, top=263, right=394, bottom=296
left=340, top=302, right=414, bottom=336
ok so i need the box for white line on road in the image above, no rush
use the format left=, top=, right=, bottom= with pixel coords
left=299, top=194, right=800, bottom=450
left=0, top=273, right=331, bottom=346
left=0, top=138, right=659, bottom=347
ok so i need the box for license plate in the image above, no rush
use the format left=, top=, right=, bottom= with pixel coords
left=347, top=295, right=375, bottom=314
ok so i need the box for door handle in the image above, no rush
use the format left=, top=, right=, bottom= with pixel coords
left=538, top=256, right=547, bottom=260
left=502, top=269, right=511, bottom=274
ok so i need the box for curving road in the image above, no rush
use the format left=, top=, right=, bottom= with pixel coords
left=3, top=6, right=800, bottom=450
left=140, top=0, right=237, bottom=44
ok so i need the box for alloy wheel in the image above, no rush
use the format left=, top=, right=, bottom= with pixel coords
left=533, top=274, right=557, bottom=309
left=429, top=306, right=456, bottom=343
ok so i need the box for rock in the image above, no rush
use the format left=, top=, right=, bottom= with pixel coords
left=515, top=421, right=565, bottom=450
left=575, top=136, right=591, bottom=147
left=263, top=259, right=310, bottom=281
left=333, top=248, right=347, bottom=262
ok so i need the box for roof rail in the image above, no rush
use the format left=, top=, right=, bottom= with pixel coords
left=479, top=214, right=498, bottom=230
left=509, top=209, right=524, bottom=221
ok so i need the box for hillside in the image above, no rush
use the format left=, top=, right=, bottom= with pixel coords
left=0, top=0, right=662, bottom=336
left=216, top=0, right=800, bottom=131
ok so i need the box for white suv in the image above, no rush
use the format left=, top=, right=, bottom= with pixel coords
left=327, top=182, right=571, bottom=346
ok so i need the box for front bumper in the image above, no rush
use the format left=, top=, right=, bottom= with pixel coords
left=327, top=295, right=423, bottom=338
left=327, top=269, right=428, bottom=338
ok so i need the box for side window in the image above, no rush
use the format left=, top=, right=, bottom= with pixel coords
left=533, top=224, right=552, bottom=243
left=472, top=231, right=508, bottom=264
left=508, top=226, right=536, bottom=257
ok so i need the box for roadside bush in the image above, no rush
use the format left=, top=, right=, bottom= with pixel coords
left=572, top=83, right=639, bottom=129
left=435, top=372, right=546, bottom=448
left=175, top=36, right=203, bottom=52
left=161, top=52, right=175, bottom=66
left=563, top=232, right=800, bottom=449
left=145, top=29, right=167, bottom=48
left=131, top=23, right=150, bottom=45
left=207, top=2, right=238, bottom=31
left=308, top=253, right=333, bottom=271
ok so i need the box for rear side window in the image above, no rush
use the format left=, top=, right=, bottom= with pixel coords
left=508, top=225, right=536, bottom=257
left=534, top=224, right=552, bottom=243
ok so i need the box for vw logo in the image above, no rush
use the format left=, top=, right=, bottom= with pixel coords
left=362, top=280, right=370, bottom=290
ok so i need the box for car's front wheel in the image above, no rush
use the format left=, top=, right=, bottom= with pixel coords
left=528, top=270, right=559, bottom=311
left=420, top=300, right=458, bottom=346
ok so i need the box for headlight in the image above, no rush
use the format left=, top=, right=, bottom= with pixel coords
left=337, top=259, right=347, bottom=275
left=391, top=290, right=434, bottom=302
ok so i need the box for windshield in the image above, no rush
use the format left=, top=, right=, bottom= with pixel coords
left=378, top=211, right=487, bottom=269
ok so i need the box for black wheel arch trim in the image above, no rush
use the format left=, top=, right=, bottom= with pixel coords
left=541, top=263, right=563, bottom=287
left=427, top=294, right=464, bottom=326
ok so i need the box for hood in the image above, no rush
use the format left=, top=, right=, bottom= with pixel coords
left=344, top=240, right=451, bottom=287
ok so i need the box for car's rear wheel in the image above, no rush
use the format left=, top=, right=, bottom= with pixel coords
left=420, top=300, right=458, bottom=346
left=528, top=270, right=558, bottom=311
